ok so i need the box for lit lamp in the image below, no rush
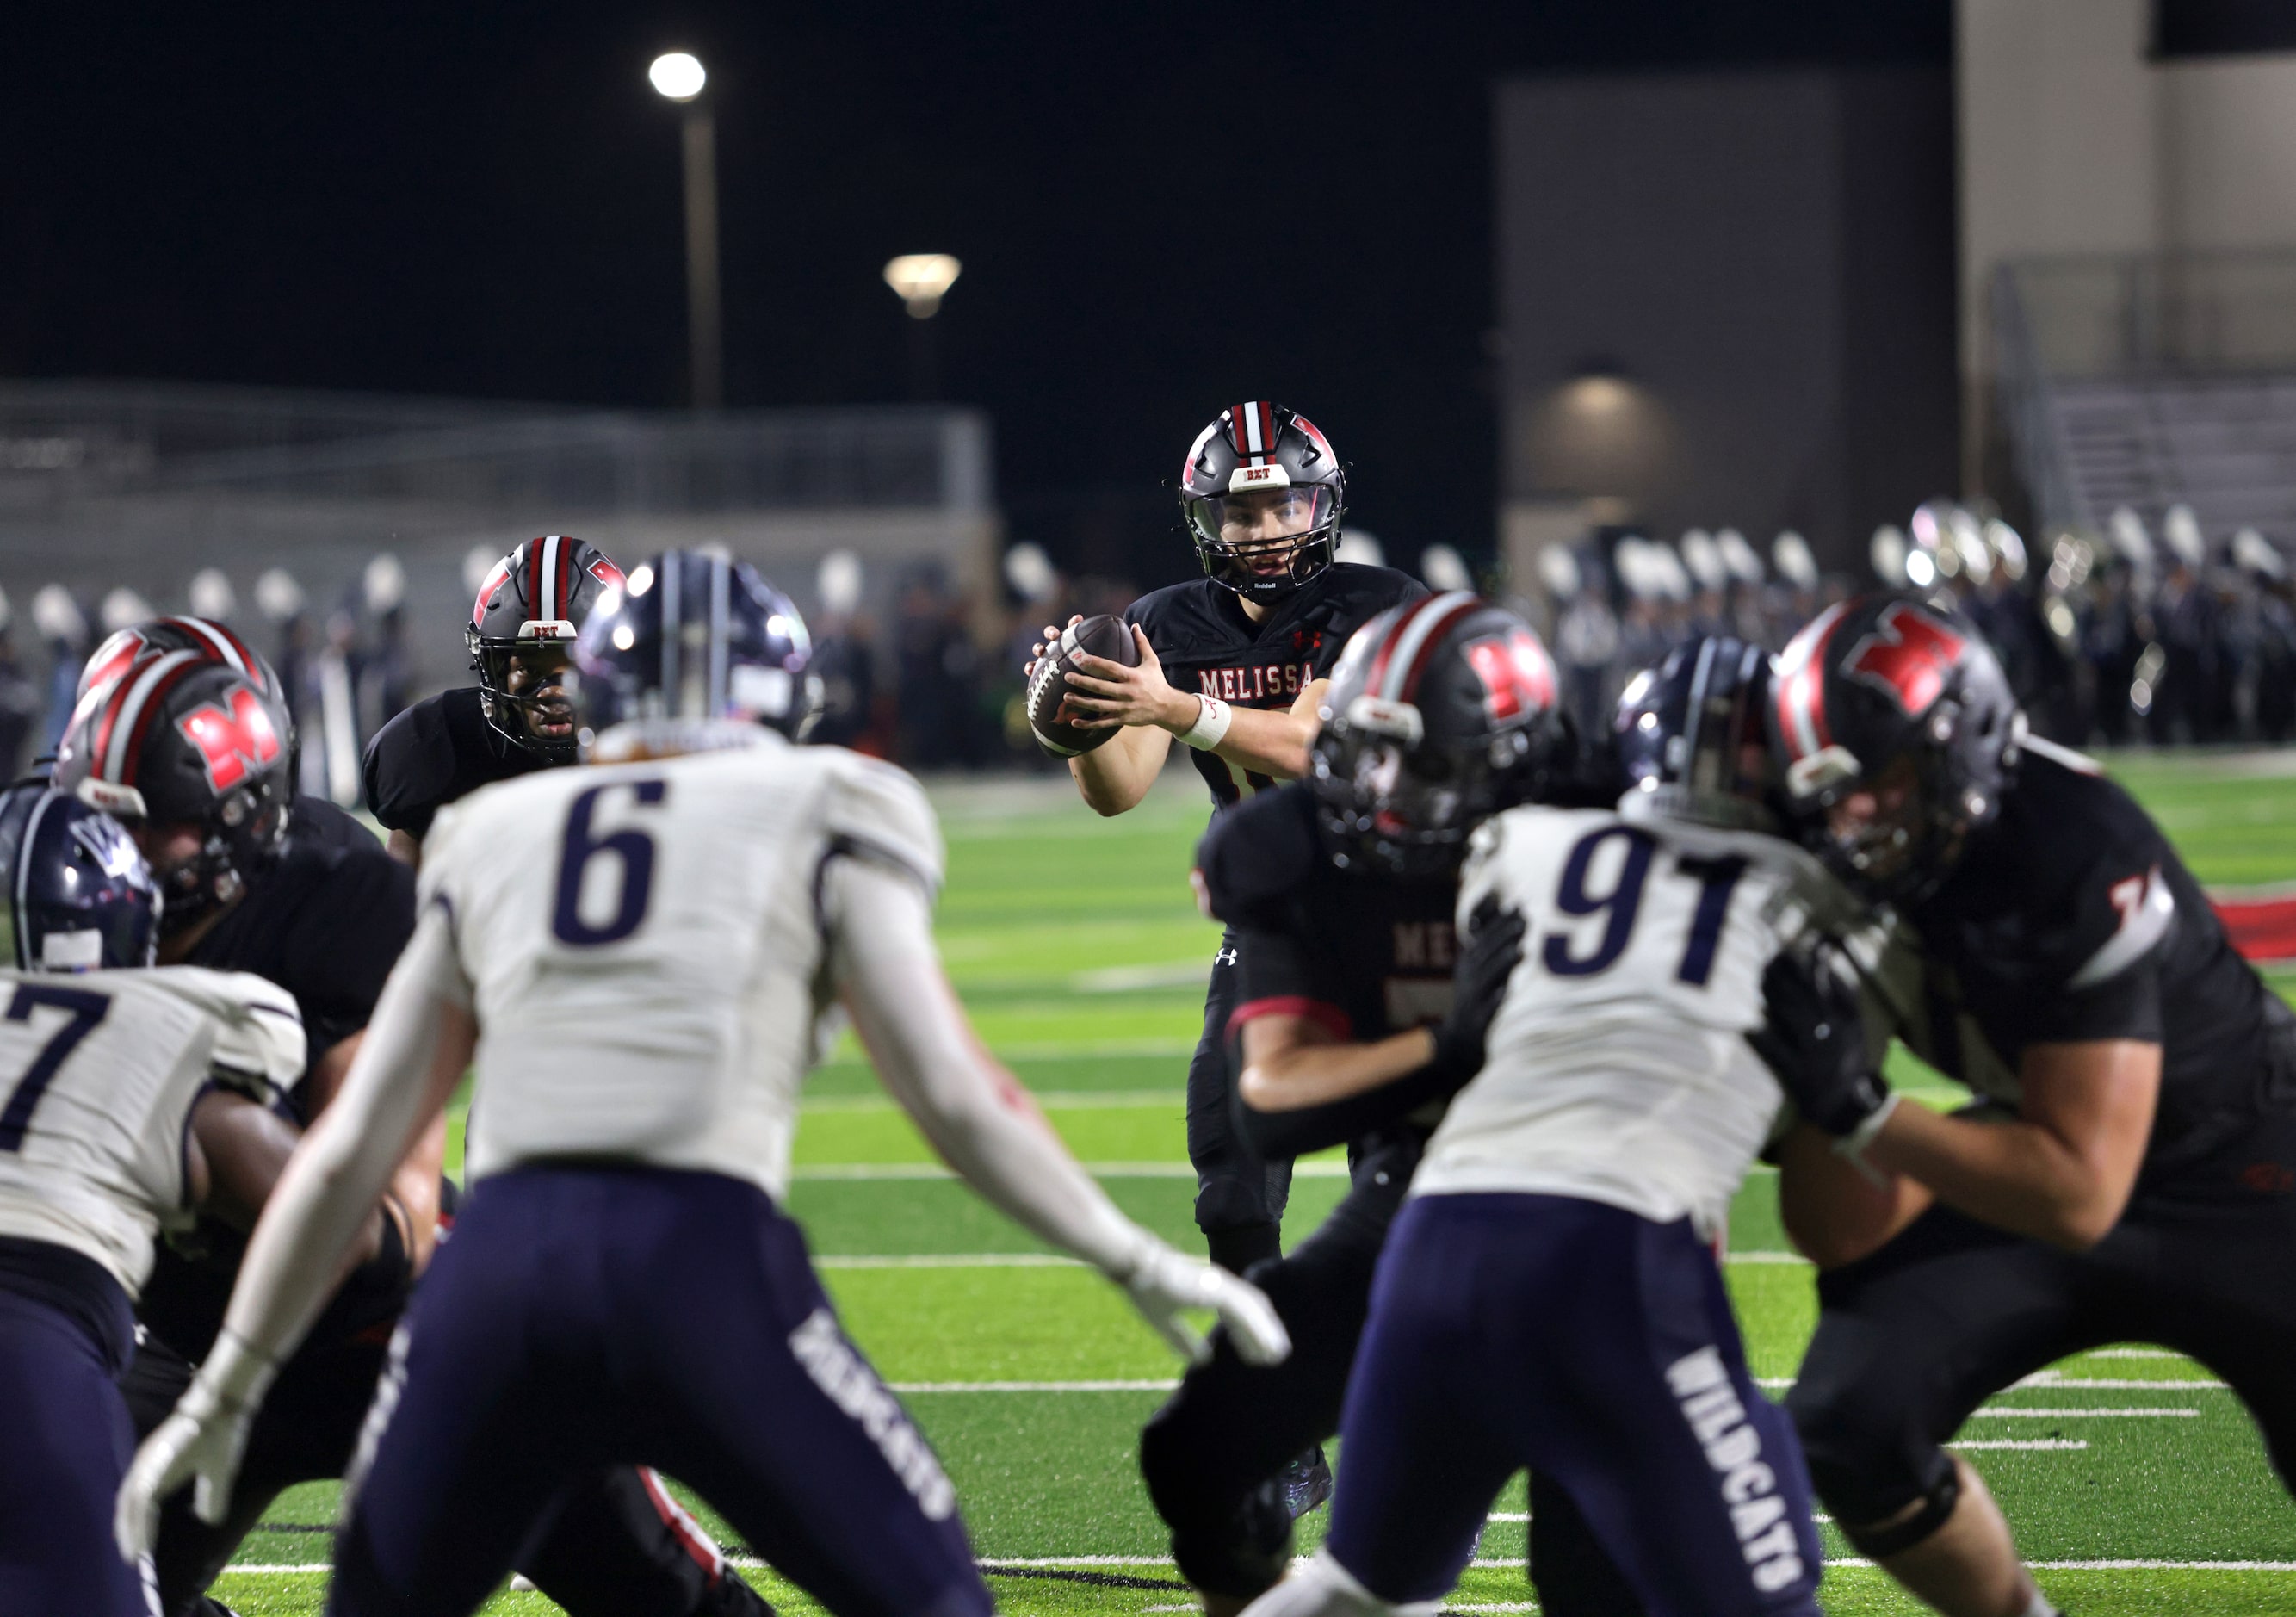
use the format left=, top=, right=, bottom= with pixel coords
left=651, top=52, right=722, bottom=409
left=883, top=254, right=963, bottom=319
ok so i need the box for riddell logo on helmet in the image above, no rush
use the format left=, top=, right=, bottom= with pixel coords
left=176, top=690, right=282, bottom=792
left=1842, top=604, right=1965, bottom=716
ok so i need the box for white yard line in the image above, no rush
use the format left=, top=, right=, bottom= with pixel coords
left=220, top=1556, right=2296, bottom=1577
left=791, top=1161, right=1356, bottom=1180
left=1967, top=1406, right=2199, bottom=1417
left=889, top=1379, right=1179, bottom=1393
left=801, top=1090, right=1185, bottom=1114
left=1949, top=1439, right=2089, bottom=1451
left=818, top=1250, right=1807, bottom=1268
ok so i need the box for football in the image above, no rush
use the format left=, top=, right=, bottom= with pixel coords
left=1026, top=615, right=1142, bottom=757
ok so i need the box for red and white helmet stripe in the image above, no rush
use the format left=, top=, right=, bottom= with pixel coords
left=1365, top=592, right=1485, bottom=706
left=94, top=649, right=203, bottom=786
left=1772, top=600, right=1848, bottom=765
left=1225, top=401, right=1281, bottom=467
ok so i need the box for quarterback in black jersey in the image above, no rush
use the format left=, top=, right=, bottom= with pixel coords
left=1026, top=403, right=1422, bottom=1278
left=63, top=644, right=769, bottom=1617
left=1754, top=596, right=2296, bottom=1617
left=363, top=535, right=624, bottom=862
left=1141, top=598, right=1647, bottom=1617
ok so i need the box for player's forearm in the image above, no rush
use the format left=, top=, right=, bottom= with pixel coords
left=1241, top=1028, right=1437, bottom=1112
left=1208, top=704, right=1315, bottom=781
left=1068, top=723, right=1170, bottom=815
left=1866, top=1106, right=2133, bottom=1250
left=1775, top=1123, right=1931, bottom=1267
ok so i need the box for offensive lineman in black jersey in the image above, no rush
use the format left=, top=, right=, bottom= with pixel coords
left=65, top=642, right=770, bottom=1617
left=362, top=535, right=625, bottom=864
left=1024, top=403, right=1424, bottom=1285
left=1751, top=594, right=2296, bottom=1617
left=1140, top=595, right=1649, bottom=1617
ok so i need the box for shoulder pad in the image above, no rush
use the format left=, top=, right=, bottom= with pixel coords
left=824, top=753, right=944, bottom=896
left=1195, top=785, right=1321, bottom=927
left=362, top=695, right=461, bottom=831
left=147, top=967, right=307, bottom=1098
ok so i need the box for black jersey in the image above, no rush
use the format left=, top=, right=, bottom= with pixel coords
left=187, top=835, right=417, bottom=1092
left=362, top=685, right=553, bottom=840
left=143, top=830, right=418, bottom=1360
left=1891, top=738, right=2296, bottom=1177
left=288, top=792, right=372, bottom=856
left=1200, top=784, right=1457, bottom=1045
left=1129, top=565, right=1425, bottom=809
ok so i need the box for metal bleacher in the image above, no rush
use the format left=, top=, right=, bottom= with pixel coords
left=1994, top=252, right=2296, bottom=540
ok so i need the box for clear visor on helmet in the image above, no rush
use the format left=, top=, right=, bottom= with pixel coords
left=1185, top=484, right=1340, bottom=566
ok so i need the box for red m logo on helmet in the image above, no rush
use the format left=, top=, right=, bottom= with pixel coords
left=176, top=690, right=282, bottom=792
left=1464, top=629, right=1557, bottom=722
left=1843, top=604, right=1965, bottom=716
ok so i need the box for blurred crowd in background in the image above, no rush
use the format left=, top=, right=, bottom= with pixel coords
left=0, top=498, right=2287, bottom=802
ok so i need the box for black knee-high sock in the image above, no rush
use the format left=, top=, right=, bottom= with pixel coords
left=1206, top=1221, right=1282, bottom=1277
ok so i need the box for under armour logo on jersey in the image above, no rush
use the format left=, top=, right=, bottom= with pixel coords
left=1214, top=945, right=1240, bottom=969
left=1842, top=604, right=1965, bottom=717
left=176, top=689, right=282, bottom=792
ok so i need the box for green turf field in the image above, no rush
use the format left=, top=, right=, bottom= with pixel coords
left=213, top=752, right=2296, bottom=1614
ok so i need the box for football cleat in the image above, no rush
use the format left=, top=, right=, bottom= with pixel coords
left=1279, top=1446, right=1334, bottom=1520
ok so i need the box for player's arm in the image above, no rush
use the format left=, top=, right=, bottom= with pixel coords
left=1234, top=898, right=1527, bottom=1157
left=1064, top=626, right=1324, bottom=784
left=1751, top=947, right=2160, bottom=1253
left=1773, top=1122, right=1933, bottom=1268
left=182, top=1087, right=386, bottom=1267
left=116, top=907, right=477, bottom=1558
left=306, top=1030, right=446, bottom=1275
left=826, top=852, right=1287, bottom=1365
left=384, top=828, right=421, bottom=868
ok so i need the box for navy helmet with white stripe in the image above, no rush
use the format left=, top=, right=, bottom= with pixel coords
left=0, top=785, right=160, bottom=971
left=53, top=652, right=291, bottom=933
left=1615, top=635, right=1779, bottom=833
left=1309, top=592, right=1565, bottom=873
left=1179, top=401, right=1346, bottom=604
left=468, top=536, right=627, bottom=762
left=570, top=550, right=822, bottom=754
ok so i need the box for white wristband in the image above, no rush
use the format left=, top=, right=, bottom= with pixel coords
left=1180, top=695, right=1233, bottom=751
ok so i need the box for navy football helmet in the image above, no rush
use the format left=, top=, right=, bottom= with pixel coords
left=1309, top=592, right=1565, bottom=873
left=469, top=536, right=627, bottom=763
left=571, top=551, right=822, bottom=753
left=1179, top=402, right=1346, bottom=605
left=54, top=651, right=294, bottom=933
left=1615, top=635, right=1779, bottom=832
left=0, top=785, right=160, bottom=970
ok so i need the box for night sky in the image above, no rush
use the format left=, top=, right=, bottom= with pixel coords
left=4, top=2, right=1947, bottom=590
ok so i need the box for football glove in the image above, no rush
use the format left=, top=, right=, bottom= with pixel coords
left=1746, top=944, right=1898, bottom=1150
left=1424, top=896, right=1528, bottom=1087
left=1115, top=1233, right=1291, bottom=1367
left=114, top=1329, right=277, bottom=1563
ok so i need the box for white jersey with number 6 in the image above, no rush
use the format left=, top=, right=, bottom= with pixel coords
left=421, top=734, right=943, bottom=1199
left=1414, top=803, right=1855, bottom=1233
left=0, top=966, right=304, bottom=1296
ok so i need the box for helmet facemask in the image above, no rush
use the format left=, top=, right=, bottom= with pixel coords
left=1186, top=482, right=1342, bottom=604
left=1789, top=698, right=2015, bottom=903
left=473, top=637, right=579, bottom=763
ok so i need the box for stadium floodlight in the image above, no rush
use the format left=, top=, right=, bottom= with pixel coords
left=883, top=254, right=962, bottom=319
left=648, top=53, right=707, bottom=102
left=650, top=52, right=722, bottom=408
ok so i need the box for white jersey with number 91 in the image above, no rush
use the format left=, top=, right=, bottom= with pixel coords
left=1413, top=803, right=1856, bottom=1234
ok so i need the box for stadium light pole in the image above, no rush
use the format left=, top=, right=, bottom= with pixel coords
left=651, top=52, right=722, bottom=411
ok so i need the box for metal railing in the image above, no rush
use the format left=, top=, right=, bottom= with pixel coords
left=0, top=381, right=990, bottom=514
left=2002, top=251, right=2296, bottom=379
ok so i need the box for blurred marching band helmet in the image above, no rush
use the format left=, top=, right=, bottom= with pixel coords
left=1773, top=530, right=1819, bottom=592
left=1715, top=528, right=1766, bottom=585
left=1536, top=543, right=1583, bottom=603
left=1679, top=529, right=1727, bottom=592
left=2232, top=527, right=2289, bottom=581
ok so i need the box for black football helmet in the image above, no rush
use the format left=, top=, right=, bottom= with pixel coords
left=571, top=550, right=823, bottom=754
left=1179, top=401, right=1345, bottom=604
left=0, top=785, right=160, bottom=970
left=1769, top=593, right=2022, bottom=900
left=469, top=536, right=627, bottom=763
left=1309, top=592, right=1565, bottom=873
left=76, top=615, right=298, bottom=786
left=53, top=651, right=294, bottom=933
left=1616, top=636, right=1779, bottom=832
